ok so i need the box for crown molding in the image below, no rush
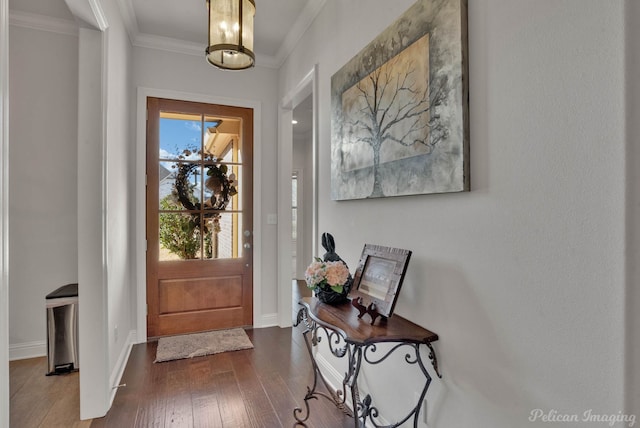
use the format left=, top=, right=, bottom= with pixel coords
left=133, top=32, right=202, bottom=57
left=275, top=0, right=326, bottom=67
left=64, top=0, right=108, bottom=31
left=87, top=0, right=108, bottom=31
left=9, top=10, right=78, bottom=36
left=116, top=0, right=139, bottom=43
left=132, top=31, right=281, bottom=69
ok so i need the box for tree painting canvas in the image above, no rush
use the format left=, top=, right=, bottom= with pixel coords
left=331, top=0, right=469, bottom=200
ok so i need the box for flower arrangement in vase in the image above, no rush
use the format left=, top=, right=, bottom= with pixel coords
left=305, top=258, right=351, bottom=304
left=304, top=232, right=354, bottom=304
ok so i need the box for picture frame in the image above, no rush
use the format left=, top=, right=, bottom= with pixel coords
left=331, top=0, right=469, bottom=200
left=351, top=244, right=412, bottom=321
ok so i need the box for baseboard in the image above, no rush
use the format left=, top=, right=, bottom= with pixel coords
left=315, top=352, right=390, bottom=427
left=315, top=352, right=344, bottom=390
left=108, top=330, right=135, bottom=406
left=9, top=340, right=46, bottom=361
left=259, top=313, right=279, bottom=328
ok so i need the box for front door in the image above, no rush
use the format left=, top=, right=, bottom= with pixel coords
left=146, top=97, right=253, bottom=338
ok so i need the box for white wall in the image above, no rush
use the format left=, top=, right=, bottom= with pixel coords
left=70, top=0, right=134, bottom=417
left=626, top=0, right=640, bottom=419
left=279, top=0, right=628, bottom=426
left=4, top=10, right=130, bottom=420
left=132, top=47, right=280, bottom=323
left=5, top=14, right=134, bottom=415
left=8, top=24, right=78, bottom=357
left=76, top=26, right=109, bottom=419
left=102, top=0, right=134, bottom=388
left=1, top=0, right=10, bottom=425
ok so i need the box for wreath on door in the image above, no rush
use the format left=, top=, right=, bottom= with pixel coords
left=160, top=149, right=237, bottom=258
left=173, top=161, right=237, bottom=211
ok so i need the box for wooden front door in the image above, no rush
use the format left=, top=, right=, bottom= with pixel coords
left=146, top=97, right=253, bottom=338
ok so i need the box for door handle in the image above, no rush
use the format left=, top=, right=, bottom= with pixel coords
left=243, top=243, right=251, bottom=249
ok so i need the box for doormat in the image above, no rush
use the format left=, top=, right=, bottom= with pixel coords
left=154, top=328, right=253, bottom=363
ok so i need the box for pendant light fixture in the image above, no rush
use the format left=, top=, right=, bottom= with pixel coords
left=206, top=0, right=256, bottom=70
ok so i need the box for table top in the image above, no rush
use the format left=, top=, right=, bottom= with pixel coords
left=299, top=297, right=439, bottom=345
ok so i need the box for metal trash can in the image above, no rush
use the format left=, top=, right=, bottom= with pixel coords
left=45, top=283, right=79, bottom=375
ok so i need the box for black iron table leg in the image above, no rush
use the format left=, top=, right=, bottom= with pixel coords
left=293, top=307, right=353, bottom=424
left=293, top=299, right=441, bottom=427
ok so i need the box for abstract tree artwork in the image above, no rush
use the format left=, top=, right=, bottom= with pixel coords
left=331, top=0, right=469, bottom=200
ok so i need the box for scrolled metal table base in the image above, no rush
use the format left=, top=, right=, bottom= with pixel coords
left=293, top=305, right=441, bottom=428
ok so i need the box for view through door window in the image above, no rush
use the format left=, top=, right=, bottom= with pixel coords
left=158, top=112, right=244, bottom=261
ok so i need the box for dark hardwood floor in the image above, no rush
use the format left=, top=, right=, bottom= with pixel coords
left=10, top=357, right=91, bottom=428
left=10, top=281, right=345, bottom=427
left=91, top=281, right=353, bottom=427
left=90, top=326, right=353, bottom=428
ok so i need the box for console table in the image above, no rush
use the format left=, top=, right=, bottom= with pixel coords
left=293, top=297, right=441, bottom=427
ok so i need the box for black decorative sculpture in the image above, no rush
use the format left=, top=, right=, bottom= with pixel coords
left=314, top=233, right=353, bottom=304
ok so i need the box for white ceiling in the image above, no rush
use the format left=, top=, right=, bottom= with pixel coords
left=9, top=0, right=326, bottom=68
left=9, top=0, right=316, bottom=132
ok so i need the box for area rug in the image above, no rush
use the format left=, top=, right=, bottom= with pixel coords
left=154, top=328, right=253, bottom=363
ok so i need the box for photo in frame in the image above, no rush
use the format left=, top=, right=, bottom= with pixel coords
left=331, top=0, right=469, bottom=200
left=350, top=244, right=412, bottom=321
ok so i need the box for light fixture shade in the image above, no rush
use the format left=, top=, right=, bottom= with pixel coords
left=206, top=0, right=255, bottom=70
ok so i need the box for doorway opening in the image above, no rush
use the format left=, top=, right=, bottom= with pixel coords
left=291, top=93, right=313, bottom=283
left=277, top=66, right=318, bottom=326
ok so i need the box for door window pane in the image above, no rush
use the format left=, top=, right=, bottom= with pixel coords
left=204, top=213, right=243, bottom=259
left=157, top=111, right=245, bottom=260
left=159, top=113, right=202, bottom=160
left=158, top=212, right=203, bottom=261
